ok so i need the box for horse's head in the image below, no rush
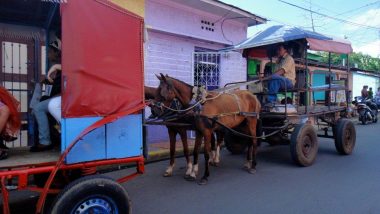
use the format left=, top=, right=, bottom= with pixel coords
left=157, top=73, right=177, bottom=102
left=145, top=86, right=165, bottom=118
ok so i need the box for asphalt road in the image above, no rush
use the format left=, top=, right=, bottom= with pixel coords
left=118, top=120, right=380, bottom=214
left=4, top=120, right=380, bottom=214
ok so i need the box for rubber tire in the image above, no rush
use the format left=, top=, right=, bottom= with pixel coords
left=334, top=119, right=356, bottom=155
left=290, top=124, right=318, bottom=167
left=50, top=175, right=131, bottom=214
left=372, top=111, right=378, bottom=123
left=361, top=117, right=367, bottom=125
left=224, top=131, right=248, bottom=154
left=360, top=111, right=367, bottom=125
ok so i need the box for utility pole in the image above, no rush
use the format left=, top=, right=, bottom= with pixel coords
left=309, top=0, right=315, bottom=31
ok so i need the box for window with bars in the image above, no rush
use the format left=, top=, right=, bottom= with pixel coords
left=1, top=41, right=31, bottom=147
left=193, top=51, right=220, bottom=91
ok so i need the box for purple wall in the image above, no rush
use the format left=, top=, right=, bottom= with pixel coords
left=145, top=0, right=248, bottom=143
left=146, top=0, right=247, bottom=45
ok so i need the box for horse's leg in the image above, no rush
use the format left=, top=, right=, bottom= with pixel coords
left=164, top=127, right=177, bottom=177
left=209, top=132, right=216, bottom=166
left=245, top=118, right=258, bottom=174
left=186, top=130, right=202, bottom=181
left=214, top=131, right=224, bottom=166
left=199, top=130, right=212, bottom=185
left=179, top=128, right=192, bottom=177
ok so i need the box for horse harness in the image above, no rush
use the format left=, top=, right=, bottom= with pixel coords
left=191, top=87, right=259, bottom=125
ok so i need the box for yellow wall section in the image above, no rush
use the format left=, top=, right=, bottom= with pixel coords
left=109, top=0, right=145, bottom=17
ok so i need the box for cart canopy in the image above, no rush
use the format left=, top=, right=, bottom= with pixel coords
left=61, top=0, right=144, bottom=118
left=224, top=25, right=352, bottom=54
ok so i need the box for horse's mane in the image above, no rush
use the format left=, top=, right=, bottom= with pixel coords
left=167, top=76, right=193, bottom=90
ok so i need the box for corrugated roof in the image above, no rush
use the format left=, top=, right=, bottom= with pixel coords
left=223, top=25, right=352, bottom=54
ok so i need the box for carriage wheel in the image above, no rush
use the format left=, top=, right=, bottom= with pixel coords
left=224, top=131, right=248, bottom=154
left=50, top=175, right=131, bottom=214
left=224, top=119, right=262, bottom=154
left=334, top=119, right=356, bottom=155
left=290, top=123, right=318, bottom=167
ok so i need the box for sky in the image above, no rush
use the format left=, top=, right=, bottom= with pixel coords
left=220, top=0, right=380, bottom=58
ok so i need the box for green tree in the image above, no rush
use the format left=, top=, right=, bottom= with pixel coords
left=316, top=52, right=380, bottom=72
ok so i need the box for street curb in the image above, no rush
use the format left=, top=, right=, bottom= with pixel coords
left=146, top=145, right=200, bottom=163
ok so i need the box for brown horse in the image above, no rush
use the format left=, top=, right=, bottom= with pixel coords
left=144, top=86, right=193, bottom=177
left=155, top=75, right=224, bottom=167
left=157, top=74, right=261, bottom=185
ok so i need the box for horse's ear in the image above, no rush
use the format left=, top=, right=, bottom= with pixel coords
left=160, top=73, right=167, bottom=82
left=155, top=74, right=162, bottom=80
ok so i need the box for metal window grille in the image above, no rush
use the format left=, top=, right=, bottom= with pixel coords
left=190, top=51, right=220, bottom=139
left=193, top=52, right=220, bottom=91
left=1, top=41, right=35, bottom=147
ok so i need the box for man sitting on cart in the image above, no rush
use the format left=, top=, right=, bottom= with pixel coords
left=30, top=38, right=62, bottom=152
left=264, top=43, right=296, bottom=106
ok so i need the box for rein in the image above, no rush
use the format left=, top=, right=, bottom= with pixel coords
left=199, top=114, right=289, bottom=139
left=154, top=88, right=223, bottom=113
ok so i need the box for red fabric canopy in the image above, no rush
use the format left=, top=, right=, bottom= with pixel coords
left=307, top=38, right=352, bottom=54
left=61, top=0, right=144, bottom=118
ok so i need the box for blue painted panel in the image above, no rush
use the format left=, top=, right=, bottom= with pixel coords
left=62, top=117, right=106, bottom=164
left=106, top=114, right=143, bottom=158
left=312, top=73, right=326, bottom=101
left=66, top=126, right=106, bottom=164
left=61, top=117, right=102, bottom=151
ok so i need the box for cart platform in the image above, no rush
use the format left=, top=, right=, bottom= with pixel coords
left=0, top=148, right=59, bottom=169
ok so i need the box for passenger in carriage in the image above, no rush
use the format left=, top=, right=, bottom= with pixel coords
left=0, top=87, right=21, bottom=160
left=30, top=38, right=62, bottom=152
left=265, top=43, right=296, bottom=105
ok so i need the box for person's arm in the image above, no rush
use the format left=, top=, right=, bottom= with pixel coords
left=274, top=68, right=285, bottom=75
left=47, top=64, right=62, bottom=83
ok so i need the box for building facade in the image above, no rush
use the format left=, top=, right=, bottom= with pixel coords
left=144, top=0, right=266, bottom=142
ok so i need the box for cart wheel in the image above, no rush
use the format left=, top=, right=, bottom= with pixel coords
left=50, top=175, right=131, bottom=214
left=334, top=119, right=356, bottom=155
left=224, top=131, right=248, bottom=154
left=290, top=124, right=318, bottom=167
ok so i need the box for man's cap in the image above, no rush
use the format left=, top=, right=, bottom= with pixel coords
left=49, top=38, right=61, bottom=51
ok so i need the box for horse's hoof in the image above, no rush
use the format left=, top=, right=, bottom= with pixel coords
left=210, top=162, right=219, bottom=167
left=163, top=172, right=172, bottom=177
left=198, top=178, right=208, bottom=185
left=185, top=175, right=196, bottom=181
left=248, top=168, right=256, bottom=174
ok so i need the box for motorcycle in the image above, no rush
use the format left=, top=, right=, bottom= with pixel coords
left=374, top=95, right=380, bottom=109
left=352, top=96, right=378, bottom=125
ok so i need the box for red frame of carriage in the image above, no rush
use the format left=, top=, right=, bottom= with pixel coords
left=0, top=1, right=145, bottom=213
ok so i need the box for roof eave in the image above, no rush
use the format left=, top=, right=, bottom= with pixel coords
left=203, top=0, right=267, bottom=25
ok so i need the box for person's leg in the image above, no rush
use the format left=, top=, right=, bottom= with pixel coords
left=48, top=96, right=61, bottom=123
left=32, top=99, right=51, bottom=145
left=268, top=74, right=288, bottom=103
left=280, top=78, right=294, bottom=91
left=0, top=105, right=10, bottom=148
